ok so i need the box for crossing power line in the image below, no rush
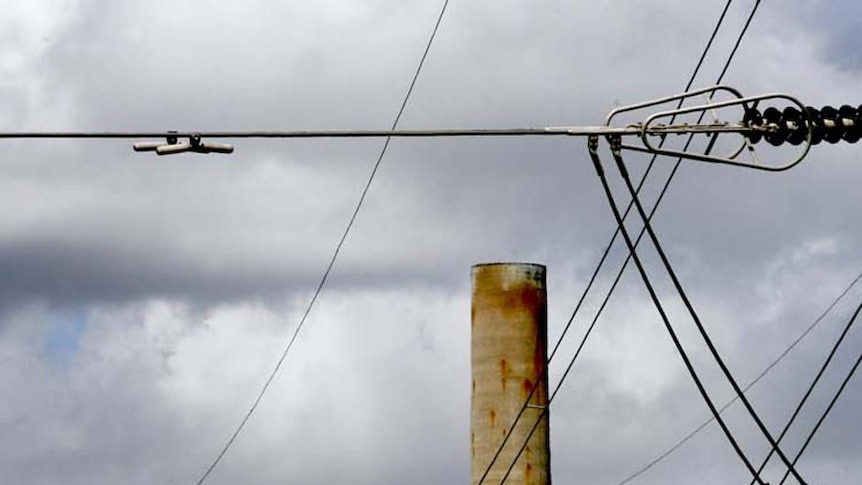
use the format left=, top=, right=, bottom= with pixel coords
left=587, top=136, right=768, bottom=485
left=749, top=294, right=862, bottom=485
left=475, top=3, right=765, bottom=484
left=778, top=331, right=862, bottom=485
left=603, top=136, right=808, bottom=484
left=617, top=268, right=862, bottom=485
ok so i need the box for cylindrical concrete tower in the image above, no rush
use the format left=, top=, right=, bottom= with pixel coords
left=471, top=263, right=550, bottom=485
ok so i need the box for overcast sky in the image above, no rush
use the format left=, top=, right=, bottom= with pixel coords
left=1, top=1, right=861, bottom=484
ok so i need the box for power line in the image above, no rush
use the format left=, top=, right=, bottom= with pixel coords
left=751, top=294, right=862, bottom=484
left=587, top=136, right=767, bottom=484
left=616, top=268, right=862, bottom=485
left=0, top=124, right=755, bottom=140
left=476, top=3, right=737, bottom=484
left=600, top=3, right=770, bottom=482
left=549, top=0, right=735, bottom=365
left=778, top=326, right=862, bottom=485
left=716, top=0, right=761, bottom=83
left=606, top=139, right=807, bottom=484
left=500, top=145, right=725, bottom=485
left=192, top=2, right=452, bottom=483
left=498, top=4, right=819, bottom=481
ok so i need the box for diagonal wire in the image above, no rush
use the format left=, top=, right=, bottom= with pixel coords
left=587, top=137, right=767, bottom=484
left=486, top=0, right=759, bottom=460
left=616, top=267, right=862, bottom=485
left=549, top=1, right=733, bottom=364
left=472, top=4, right=735, bottom=484
left=574, top=3, right=767, bottom=482
left=193, top=2, right=452, bottom=484
left=535, top=0, right=760, bottom=395
left=751, top=296, right=862, bottom=484
left=608, top=139, right=807, bottom=484
left=494, top=0, right=764, bottom=476
left=777, top=325, right=862, bottom=485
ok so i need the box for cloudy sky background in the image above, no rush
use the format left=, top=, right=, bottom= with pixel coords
left=1, top=1, right=861, bottom=484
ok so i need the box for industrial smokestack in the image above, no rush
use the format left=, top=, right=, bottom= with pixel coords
left=471, top=263, right=550, bottom=485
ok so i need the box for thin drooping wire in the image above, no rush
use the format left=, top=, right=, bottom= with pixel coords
left=193, top=2, right=452, bottom=484
left=608, top=143, right=806, bottom=484
left=617, top=268, right=862, bottom=485
left=587, top=138, right=766, bottom=484
left=473, top=4, right=735, bottom=484
left=751, top=297, right=862, bottom=484
left=777, top=331, right=862, bottom=485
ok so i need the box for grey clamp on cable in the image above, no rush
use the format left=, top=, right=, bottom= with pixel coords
left=133, top=131, right=234, bottom=155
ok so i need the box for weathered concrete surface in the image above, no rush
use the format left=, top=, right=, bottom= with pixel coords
left=471, top=263, right=550, bottom=485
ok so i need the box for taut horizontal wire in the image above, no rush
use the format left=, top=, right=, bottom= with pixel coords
left=0, top=123, right=756, bottom=140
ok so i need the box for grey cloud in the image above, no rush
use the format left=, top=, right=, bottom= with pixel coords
left=3, top=0, right=773, bottom=309
left=791, top=0, right=862, bottom=73
left=2, top=1, right=862, bottom=484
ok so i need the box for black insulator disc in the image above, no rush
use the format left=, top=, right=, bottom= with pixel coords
left=783, top=106, right=807, bottom=146
left=839, top=105, right=861, bottom=143
left=821, top=105, right=843, bottom=144
left=763, top=107, right=786, bottom=146
left=805, top=106, right=825, bottom=145
left=742, top=107, right=763, bottom=144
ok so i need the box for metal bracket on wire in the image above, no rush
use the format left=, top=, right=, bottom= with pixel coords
left=133, top=131, right=234, bottom=155
left=604, top=85, right=813, bottom=172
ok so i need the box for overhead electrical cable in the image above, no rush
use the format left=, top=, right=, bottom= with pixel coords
left=192, top=2, right=452, bottom=484
left=473, top=3, right=735, bottom=485
left=616, top=267, right=862, bottom=485
left=607, top=140, right=807, bottom=484
left=587, top=136, right=767, bottom=484
left=750, top=297, right=862, bottom=484
left=602, top=4, right=777, bottom=483
left=777, top=330, right=862, bottom=485
left=548, top=0, right=734, bottom=365
left=555, top=0, right=763, bottom=422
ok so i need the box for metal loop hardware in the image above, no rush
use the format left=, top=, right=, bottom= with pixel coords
left=605, top=85, right=813, bottom=172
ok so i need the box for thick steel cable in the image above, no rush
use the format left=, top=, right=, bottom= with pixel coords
left=192, top=2, right=452, bottom=484
left=616, top=267, right=862, bottom=485
left=777, top=334, right=862, bottom=485
left=472, top=4, right=735, bottom=484
left=750, top=297, right=862, bottom=484
left=608, top=141, right=806, bottom=484
left=587, top=138, right=766, bottom=484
